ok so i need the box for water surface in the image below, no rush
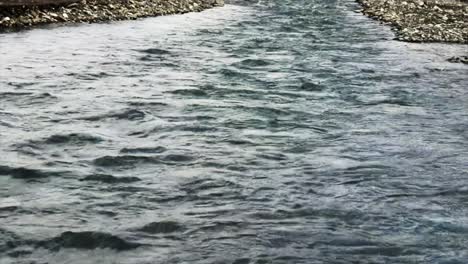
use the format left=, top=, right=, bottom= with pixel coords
left=1, top=0, right=468, bottom=263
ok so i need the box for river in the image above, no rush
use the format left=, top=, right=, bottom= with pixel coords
left=1, top=0, right=468, bottom=263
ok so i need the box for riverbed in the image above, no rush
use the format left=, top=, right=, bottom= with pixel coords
left=1, top=0, right=468, bottom=263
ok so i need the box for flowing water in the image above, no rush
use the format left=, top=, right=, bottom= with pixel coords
left=1, top=0, right=468, bottom=263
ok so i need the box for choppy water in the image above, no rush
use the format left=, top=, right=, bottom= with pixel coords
left=1, top=0, right=468, bottom=263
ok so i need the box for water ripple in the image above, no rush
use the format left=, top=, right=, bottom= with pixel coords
left=0, top=0, right=467, bottom=263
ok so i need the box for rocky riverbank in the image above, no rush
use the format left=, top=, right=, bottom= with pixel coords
left=0, top=0, right=223, bottom=31
left=357, top=0, right=468, bottom=43
left=357, top=0, right=467, bottom=64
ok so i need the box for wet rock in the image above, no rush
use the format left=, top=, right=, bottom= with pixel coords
left=240, top=58, right=271, bottom=67
left=139, top=48, right=171, bottom=55
left=170, top=89, right=208, bottom=97
left=0, top=165, right=49, bottom=179
left=80, top=174, right=141, bottom=183
left=300, top=81, right=325, bottom=91
left=43, top=133, right=103, bottom=144
left=0, top=206, right=19, bottom=212
left=233, top=258, right=251, bottom=264
left=39, top=231, right=140, bottom=251
left=114, top=109, right=146, bottom=121
left=137, top=221, right=184, bottom=234
left=7, top=249, right=33, bottom=257
left=120, top=146, right=167, bottom=154
left=93, top=155, right=159, bottom=167
left=0, top=228, right=23, bottom=252
left=81, top=109, right=146, bottom=121
left=161, top=154, right=195, bottom=163
left=448, top=56, right=468, bottom=64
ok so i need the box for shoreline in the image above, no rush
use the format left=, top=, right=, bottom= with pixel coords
left=357, top=0, right=467, bottom=64
left=1, top=0, right=466, bottom=64
left=357, top=0, right=468, bottom=44
left=0, top=0, right=223, bottom=31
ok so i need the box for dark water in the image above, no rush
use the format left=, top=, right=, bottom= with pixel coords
left=1, top=0, right=468, bottom=263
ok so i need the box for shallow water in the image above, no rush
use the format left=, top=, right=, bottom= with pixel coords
left=1, top=0, right=468, bottom=263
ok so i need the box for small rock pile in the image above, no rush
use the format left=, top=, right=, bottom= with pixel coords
left=357, top=0, right=468, bottom=43
left=448, top=55, right=468, bottom=64
left=0, top=0, right=224, bottom=30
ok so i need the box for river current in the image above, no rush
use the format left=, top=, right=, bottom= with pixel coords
left=1, top=0, right=468, bottom=263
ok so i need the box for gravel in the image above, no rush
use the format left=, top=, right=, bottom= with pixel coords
left=0, top=0, right=224, bottom=31
left=357, top=0, right=468, bottom=43
left=357, top=0, right=467, bottom=64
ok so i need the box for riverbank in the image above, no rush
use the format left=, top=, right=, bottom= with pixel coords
left=357, top=0, right=468, bottom=44
left=0, top=0, right=223, bottom=31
